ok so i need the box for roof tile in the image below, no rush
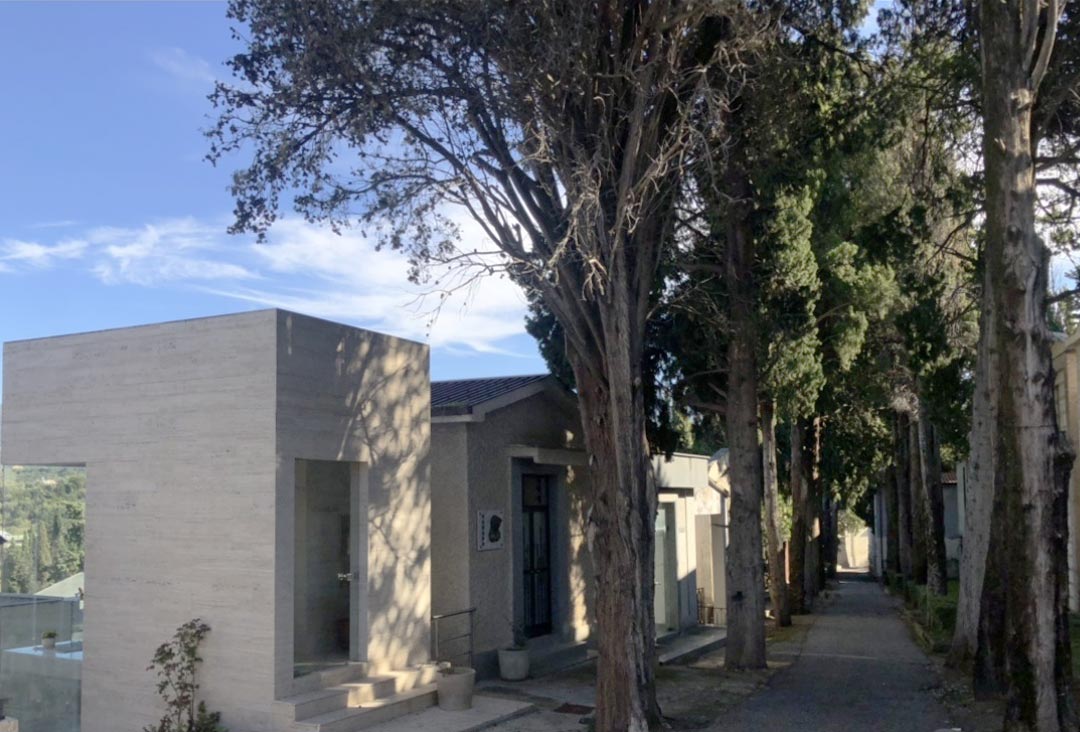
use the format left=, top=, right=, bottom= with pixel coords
left=431, top=374, right=549, bottom=414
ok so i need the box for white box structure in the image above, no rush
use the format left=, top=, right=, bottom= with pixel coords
left=1, top=310, right=431, bottom=732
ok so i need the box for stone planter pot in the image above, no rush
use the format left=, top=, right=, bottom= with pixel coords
left=41, top=637, right=56, bottom=651
left=497, top=647, right=530, bottom=681
left=436, top=667, right=475, bottom=711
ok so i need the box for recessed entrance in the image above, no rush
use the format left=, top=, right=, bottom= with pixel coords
left=521, top=474, right=553, bottom=639
left=654, top=502, right=678, bottom=636
left=293, top=460, right=360, bottom=678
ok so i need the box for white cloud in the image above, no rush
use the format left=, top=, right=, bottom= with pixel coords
left=1, top=214, right=530, bottom=354
left=224, top=216, right=529, bottom=350
left=0, top=238, right=87, bottom=268
left=86, top=219, right=258, bottom=286
left=150, top=47, right=216, bottom=86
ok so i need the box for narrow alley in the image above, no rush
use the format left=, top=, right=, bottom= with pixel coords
left=712, top=572, right=956, bottom=732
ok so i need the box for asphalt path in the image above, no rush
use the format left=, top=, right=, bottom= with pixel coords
left=711, top=572, right=958, bottom=732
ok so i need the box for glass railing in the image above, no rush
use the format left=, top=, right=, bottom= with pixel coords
left=0, top=594, right=82, bottom=732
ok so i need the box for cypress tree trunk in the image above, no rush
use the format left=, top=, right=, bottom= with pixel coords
left=951, top=289, right=997, bottom=667
left=761, top=400, right=792, bottom=626
left=927, top=423, right=948, bottom=595
left=978, top=0, right=1076, bottom=725
left=917, top=406, right=948, bottom=595
left=569, top=345, right=662, bottom=732
left=909, top=417, right=929, bottom=585
left=820, top=493, right=834, bottom=583
left=975, top=473, right=1008, bottom=698
left=895, top=412, right=914, bottom=578
left=724, top=162, right=767, bottom=670
left=789, top=419, right=810, bottom=613
left=885, top=466, right=901, bottom=577
left=805, top=418, right=823, bottom=600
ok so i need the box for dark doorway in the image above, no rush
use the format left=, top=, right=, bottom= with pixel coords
left=522, top=474, right=553, bottom=638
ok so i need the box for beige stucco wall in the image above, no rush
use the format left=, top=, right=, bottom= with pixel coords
left=430, top=387, right=593, bottom=667
left=430, top=424, right=470, bottom=617
left=1, top=310, right=431, bottom=732
left=839, top=526, right=871, bottom=569
left=655, top=453, right=714, bottom=631
left=1052, top=335, right=1080, bottom=612
left=466, top=389, right=592, bottom=654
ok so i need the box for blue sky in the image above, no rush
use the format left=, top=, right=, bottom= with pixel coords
left=0, top=2, right=545, bottom=382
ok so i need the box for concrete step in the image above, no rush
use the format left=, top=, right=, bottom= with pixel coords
left=529, top=641, right=590, bottom=678
left=340, top=676, right=396, bottom=704
left=385, top=664, right=439, bottom=692
left=294, top=684, right=438, bottom=732
left=352, top=695, right=536, bottom=732
left=292, top=663, right=370, bottom=696
left=275, top=687, right=351, bottom=723
left=657, top=627, right=727, bottom=665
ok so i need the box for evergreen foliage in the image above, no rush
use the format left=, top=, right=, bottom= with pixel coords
left=0, top=467, right=85, bottom=595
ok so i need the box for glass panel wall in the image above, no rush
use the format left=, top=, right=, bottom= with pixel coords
left=0, top=465, right=85, bottom=732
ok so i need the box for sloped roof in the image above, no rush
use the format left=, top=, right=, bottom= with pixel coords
left=431, top=374, right=550, bottom=416
left=35, top=571, right=84, bottom=598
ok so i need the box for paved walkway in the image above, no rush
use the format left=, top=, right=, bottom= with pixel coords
left=711, top=572, right=956, bottom=732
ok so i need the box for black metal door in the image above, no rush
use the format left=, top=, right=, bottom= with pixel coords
left=522, top=474, right=553, bottom=638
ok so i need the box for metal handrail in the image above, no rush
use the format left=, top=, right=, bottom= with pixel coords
left=431, top=607, right=475, bottom=669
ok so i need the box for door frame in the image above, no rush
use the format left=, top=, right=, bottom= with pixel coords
left=654, top=501, right=679, bottom=634
left=510, top=459, right=566, bottom=643
left=291, top=459, right=368, bottom=677
left=521, top=473, right=554, bottom=638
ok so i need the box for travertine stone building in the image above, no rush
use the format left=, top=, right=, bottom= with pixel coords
left=2, top=311, right=432, bottom=732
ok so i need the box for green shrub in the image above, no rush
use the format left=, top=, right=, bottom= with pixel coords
left=144, top=619, right=227, bottom=732
left=899, top=579, right=958, bottom=652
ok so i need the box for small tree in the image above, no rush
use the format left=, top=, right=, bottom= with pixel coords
left=144, top=619, right=226, bottom=732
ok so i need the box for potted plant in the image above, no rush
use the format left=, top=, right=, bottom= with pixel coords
left=497, top=622, right=530, bottom=681
left=41, top=631, right=57, bottom=650
left=435, top=662, right=475, bottom=711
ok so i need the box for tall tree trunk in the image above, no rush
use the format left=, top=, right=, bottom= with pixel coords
left=917, top=404, right=948, bottom=595
left=724, top=163, right=767, bottom=670
left=885, top=466, right=901, bottom=577
left=909, top=417, right=929, bottom=585
left=950, top=291, right=997, bottom=667
left=805, top=418, right=823, bottom=601
left=823, top=494, right=838, bottom=581
left=567, top=329, right=662, bottom=731
left=895, top=412, right=914, bottom=578
left=975, top=464, right=1008, bottom=698
left=761, top=400, right=792, bottom=627
left=978, top=0, right=1076, bottom=725
left=789, top=419, right=810, bottom=613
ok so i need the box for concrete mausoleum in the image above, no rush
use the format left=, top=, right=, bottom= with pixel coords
left=1, top=310, right=432, bottom=732
left=429, top=376, right=727, bottom=676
